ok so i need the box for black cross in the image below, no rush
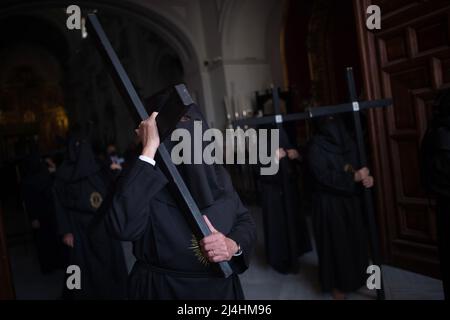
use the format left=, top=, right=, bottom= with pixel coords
left=233, top=68, right=392, bottom=299
left=86, top=14, right=233, bottom=278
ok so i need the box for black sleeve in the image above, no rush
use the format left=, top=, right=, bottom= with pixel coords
left=106, top=159, right=168, bottom=241
left=227, top=192, right=257, bottom=274
left=307, top=144, right=357, bottom=195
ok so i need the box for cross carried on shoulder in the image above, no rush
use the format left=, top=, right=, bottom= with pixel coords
left=233, top=68, right=393, bottom=300
left=86, top=13, right=233, bottom=278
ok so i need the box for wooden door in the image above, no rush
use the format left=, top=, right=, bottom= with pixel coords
left=354, top=0, right=450, bottom=277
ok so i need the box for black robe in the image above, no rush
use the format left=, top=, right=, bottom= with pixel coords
left=107, top=105, right=256, bottom=300
left=259, top=156, right=312, bottom=274
left=421, top=112, right=450, bottom=299
left=257, top=121, right=311, bottom=274
left=306, top=119, right=369, bottom=293
left=53, top=140, right=128, bottom=299
left=21, top=154, right=63, bottom=273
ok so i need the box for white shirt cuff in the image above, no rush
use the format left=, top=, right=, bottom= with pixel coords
left=139, top=155, right=156, bottom=166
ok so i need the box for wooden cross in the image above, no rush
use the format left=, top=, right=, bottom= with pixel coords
left=86, top=13, right=233, bottom=278
left=233, top=68, right=392, bottom=299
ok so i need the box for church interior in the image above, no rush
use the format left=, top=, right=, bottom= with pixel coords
left=0, top=0, right=449, bottom=301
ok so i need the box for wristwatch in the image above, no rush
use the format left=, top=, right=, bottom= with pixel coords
left=233, top=243, right=243, bottom=257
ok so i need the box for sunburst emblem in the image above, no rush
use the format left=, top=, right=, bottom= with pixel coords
left=344, top=164, right=355, bottom=173
left=188, top=234, right=209, bottom=266
left=89, top=191, right=103, bottom=209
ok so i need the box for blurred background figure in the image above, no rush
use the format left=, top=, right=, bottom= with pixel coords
left=420, top=89, right=450, bottom=300
left=105, top=143, right=124, bottom=177
left=52, top=132, right=127, bottom=299
left=20, top=147, right=63, bottom=274
left=257, top=122, right=312, bottom=274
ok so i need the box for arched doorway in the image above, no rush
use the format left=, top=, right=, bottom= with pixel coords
left=0, top=1, right=203, bottom=106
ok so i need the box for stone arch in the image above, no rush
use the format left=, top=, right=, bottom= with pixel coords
left=0, top=0, right=205, bottom=107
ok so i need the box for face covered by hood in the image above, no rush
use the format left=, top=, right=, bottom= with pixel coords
left=315, top=116, right=353, bottom=154
left=161, top=104, right=229, bottom=210
left=57, top=135, right=100, bottom=182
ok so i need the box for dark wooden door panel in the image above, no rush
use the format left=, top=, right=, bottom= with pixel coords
left=355, top=0, right=450, bottom=277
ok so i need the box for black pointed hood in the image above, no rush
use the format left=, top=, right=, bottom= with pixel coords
left=314, top=116, right=353, bottom=154
left=161, top=104, right=230, bottom=210
left=56, top=136, right=100, bottom=182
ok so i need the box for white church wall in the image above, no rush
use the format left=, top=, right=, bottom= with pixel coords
left=222, top=63, right=272, bottom=114
left=196, top=0, right=283, bottom=128
left=105, top=0, right=284, bottom=130
left=219, top=0, right=281, bottom=120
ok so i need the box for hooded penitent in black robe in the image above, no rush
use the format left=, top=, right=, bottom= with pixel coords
left=106, top=105, right=256, bottom=300
left=420, top=89, right=450, bottom=299
left=53, top=138, right=128, bottom=299
left=257, top=124, right=311, bottom=274
left=306, top=117, right=369, bottom=293
left=21, top=151, right=62, bottom=273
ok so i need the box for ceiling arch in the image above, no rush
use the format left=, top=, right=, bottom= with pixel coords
left=0, top=0, right=200, bottom=73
